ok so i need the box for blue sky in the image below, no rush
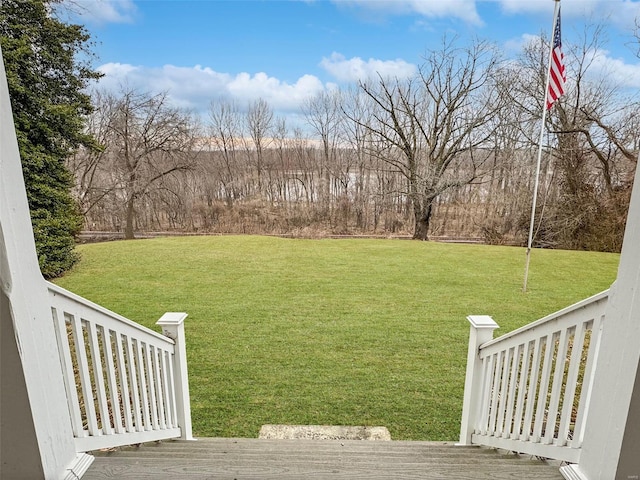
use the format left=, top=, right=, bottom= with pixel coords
left=66, top=0, right=640, bottom=125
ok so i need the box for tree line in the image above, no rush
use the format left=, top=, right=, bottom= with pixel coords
left=73, top=31, right=638, bottom=252
left=2, top=1, right=638, bottom=278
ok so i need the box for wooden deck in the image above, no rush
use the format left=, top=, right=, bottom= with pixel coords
left=83, top=438, right=566, bottom=479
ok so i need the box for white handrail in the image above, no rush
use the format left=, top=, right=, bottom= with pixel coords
left=48, top=282, right=172, bottom=344
left=459, top=290, right=609, bottom=464
left=479, top=290, right=609, bottom=353
left=48, top=282, right=192, bottom=452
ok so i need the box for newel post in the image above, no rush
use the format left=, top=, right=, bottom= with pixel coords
left=157, top=312, right=194, bottom=441
left=458, top=315, right=499, bottom=446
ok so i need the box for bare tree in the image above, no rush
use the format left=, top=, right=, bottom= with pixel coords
left=549, top=24, right=637, bottom=250
left=501, top=21, right=639, bottom=251
left=246, top=98, right=273, bottom=193
left=303, top=89, right=344, bottom=213
left=272, top=116, right=296, bottom=206
left=341, top=86, right=376, bottom=230
left=94, top=88, right=199, bottom=239
left=67, top=89, right=114, bottom=218
left=351, top=38, right=503, bottom=239
left=208, top=98, right=244, bottom=205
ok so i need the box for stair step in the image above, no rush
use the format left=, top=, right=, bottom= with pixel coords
left=83, top=438, right=565, bottom=479
left=93, top=444, right=534, bottom=463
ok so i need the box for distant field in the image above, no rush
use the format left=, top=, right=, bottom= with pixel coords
left=55, top=236, right=619, bottom=440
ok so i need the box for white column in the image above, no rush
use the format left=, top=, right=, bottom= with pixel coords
left=157, top=312, right=194, bottom=441
left=0, top=47, right=92, bottom=478
left=459, top=315, right=499, bottom=445
left=561, top=155, right=640, bottom=480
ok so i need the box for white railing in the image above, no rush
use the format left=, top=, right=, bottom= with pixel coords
left=48, top=282, right=193, bottom=453
left=459, top=290, right=608, bottom=464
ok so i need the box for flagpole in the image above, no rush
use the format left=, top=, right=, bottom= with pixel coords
left=523, top=0, right=561, bottom=293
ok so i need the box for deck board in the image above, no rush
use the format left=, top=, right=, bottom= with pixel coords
left=83, top=438, right=566, bottom=479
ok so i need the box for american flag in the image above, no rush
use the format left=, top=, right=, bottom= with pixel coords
left=546, top=6, right=565, bottom=110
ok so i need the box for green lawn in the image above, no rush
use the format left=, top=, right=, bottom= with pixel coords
left=54, top=235, right=619, bottom=440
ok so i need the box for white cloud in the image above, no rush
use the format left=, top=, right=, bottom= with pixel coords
left=227, top=72, right=326, bottom=110
left=498, top=0, right=640, bottom=27
left=408, top=0, right=483, bottom=25
left=94, top=63, right=328, bottom=116
left=63, top=0, right=137, bottom=24
left=498, top=0, right=563, bottom=15
left=332, top=0, right=483, bottom=25
left=330, top=1, right=640, bottom=35
left=498, top=32, right=640, bottom=89
left=503, top=33, right=541, bottom=55
left=587, top=48, right=640, bottom=89
left=97, top=62, right=138, bottom=77
left=607, top=1, right=640, bottom=30
left=320, top=52, right=418, bottom=82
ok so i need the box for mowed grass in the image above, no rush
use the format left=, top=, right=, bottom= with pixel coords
left=54, top=235, right=619, bottom=441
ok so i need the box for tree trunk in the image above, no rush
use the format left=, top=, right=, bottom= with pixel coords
left=413, top=202, right=433, bottom=240
left=124, top=195, right=136, bottom=240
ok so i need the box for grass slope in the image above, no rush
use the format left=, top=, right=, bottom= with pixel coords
left=55, top=236, right=619, bottom=440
